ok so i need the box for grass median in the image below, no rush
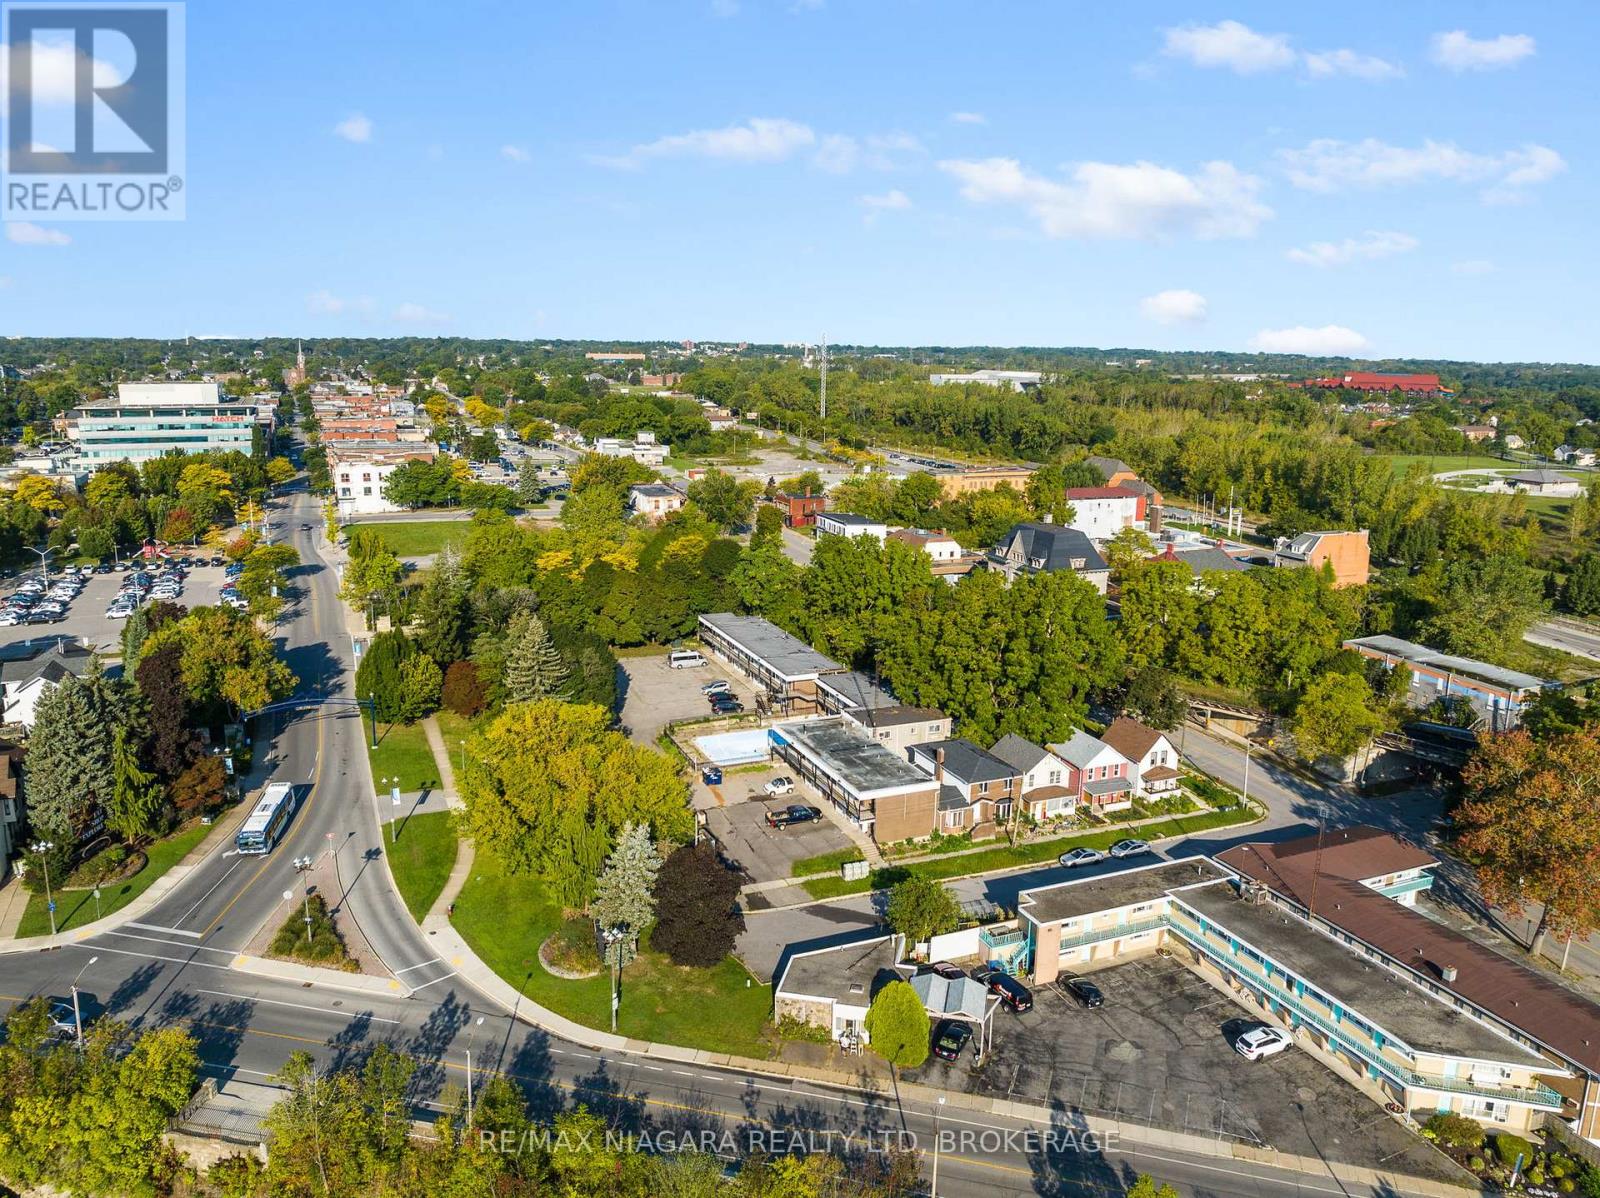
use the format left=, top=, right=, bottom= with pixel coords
left=386, top=810, right=458, bottom=921
left=452, top=842, right=775, bottom=1058
left=17, top=822, right=211, bottom=938
left=800, top=806, right=1259, bottom=900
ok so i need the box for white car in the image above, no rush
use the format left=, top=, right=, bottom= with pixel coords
left=1058, top=847, right=1106, bottom=868
left=1234, top=1025, right=1293, bottom=1061
left=0, top=611, right=21, bottom=627
left=763, top=776, right=795, bottom=797
left=701, top=680, right=732, bottom=696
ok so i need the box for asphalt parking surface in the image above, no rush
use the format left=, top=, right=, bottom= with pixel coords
left=0, top=562, right=238, bottom=653
left=704, top=769, right=855, bottom=884
left=618, top=651, right=760, bottom=746
left=906, top=955, right=1462, bottom=1183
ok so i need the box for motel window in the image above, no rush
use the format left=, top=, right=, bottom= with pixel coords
left=363, top=487, right=372, bottom=496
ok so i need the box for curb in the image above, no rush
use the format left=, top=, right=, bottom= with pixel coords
left=229, top=952, right=413, bottom=998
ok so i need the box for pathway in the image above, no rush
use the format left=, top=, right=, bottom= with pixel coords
left=421, top=714, right=463, bottom=811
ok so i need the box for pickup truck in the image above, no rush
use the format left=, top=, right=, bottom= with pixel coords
left=764, top=804, right=822, bottom=830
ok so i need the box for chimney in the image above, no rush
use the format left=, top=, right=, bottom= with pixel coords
left=1441, top=964, right=1458, bottom=983
left=934, top=747, right=945, bottom=784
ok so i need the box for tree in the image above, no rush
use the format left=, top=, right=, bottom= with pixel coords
left=108, top=724, right=164, bottom=841
left=1127, top=1177, right=1180, bottom=1198
left=441, top=659, right=487, bottom=716
left=885, top=875, right=962, bottom=945
left=1456, top=728, right=1600, bottom=955
left=687, top=468, right=760, bottom=532
left=340, top=528, right=403, bottom=622
left=1103, top=526, right=1155, bottom=581
left=591, top=822, right=660, bottom=967
left=13, top=473, right=65, bottom=514
left=135, top=642, right=198, bottom=779
left=651, top=843, right=744, bottom=967
left=1419, top=554, right=1547, bottom=660
left=863, top=979, right=929, bottom=1069
left=24, top=670, right=124, bottom=841
left=1292, top=673, right=1388, bottom=762
left=354, top=630, right=415, bottom=724
left=501, top=609, right=570, bottom=703
left=170, top=756, right=225, bottom=818
left=140, top=606, right=297, bottom=718
left=1122, top=665, right=1187, bottom=731
left=264, top=457, right=297, bottom=487
left=459, top=700, right=691, bottom=906
left=1564, top=554, right=1600, bottom=616
left=396, top=653, right=443, bottom=723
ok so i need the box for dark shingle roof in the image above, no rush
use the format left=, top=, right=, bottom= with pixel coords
left=911, top=738, right=1020, bottom=784
left=995, top=523, right=1108, bottom=575
left=0, top=641, right=93, bottom=687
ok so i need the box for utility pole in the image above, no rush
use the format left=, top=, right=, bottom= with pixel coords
left=818, top=333, right=828, bottom=441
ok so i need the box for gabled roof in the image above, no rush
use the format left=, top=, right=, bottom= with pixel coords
left=995, top=523, right=1108, bottom=575
left=988, top=733, right=1053, bottom=774
left=1048, top=729, right=1125, bottom=769
left=1085, top=455, right=1132, bottom=480
left=0, top=640, right=94, bottom=688
left=1099, top=717, right=1169, bottom=763
left=911, top=737, right=1019, bottom=784
left=912, top=971, right=991, bottom=1020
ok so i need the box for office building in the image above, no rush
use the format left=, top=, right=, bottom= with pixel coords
left=68, top=383, right=263, bottom=465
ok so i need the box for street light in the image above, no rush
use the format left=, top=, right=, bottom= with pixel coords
left=27, top=546, right=52, bottom=583
left=381, top=776, right=401, bottom=843
left=29, top=841, right=57, bottom=935
left=292, top=856, right=314, bottom=945
left=70, top=956, right=98, bottom=1047
left=931, top=1095, right=946, bottom=1198
left=465, top=1015, right=485, bottom=1125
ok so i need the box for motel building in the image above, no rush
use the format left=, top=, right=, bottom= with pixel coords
left=1016, top=846, right=1591, bottom=1138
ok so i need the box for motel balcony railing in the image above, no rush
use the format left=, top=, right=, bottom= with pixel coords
left=1371, top=875, right=1435, bottom=900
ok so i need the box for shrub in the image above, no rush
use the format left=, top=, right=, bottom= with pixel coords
left=1423, top=1112, right=1485, bottom=1152
left=441, top=660, right=487, bottom=716
left=1493, top=1133, right=1534, bottom=1168
left=1468, top=1156, right=1486, bottom=1173
left=1557, top=1178, right=1574, bottom=1194
left=1529, top=1167, right=1546, bottom=1187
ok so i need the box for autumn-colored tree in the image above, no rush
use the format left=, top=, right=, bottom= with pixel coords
left=1456, top=728, right=1600, bottom=955
left=170, top=756, right=226, bottom=818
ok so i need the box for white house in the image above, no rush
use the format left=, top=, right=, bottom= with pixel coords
left=988, top=734, right=1078, bottom=821
left=1064, top=486, right=1146, bottom=542
left=815, top=513, right=890, bottom=542
left=1556, top=445, right=1598, bottom=467
left=594, top=431, right=668, bottom=467
left=1099, top=718, right=1182, bottom=797
left=331, top=448, right=437, bottom=517
left=772, top=935, right=907, bottom=1047
left=628, top=483, right=685, bottom=520
left=0, top=640, right=96, bottom=730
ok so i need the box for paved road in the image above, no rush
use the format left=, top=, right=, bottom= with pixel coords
left=1525, top=616, right=1600, bottom=663
left=0, top=495, right=1447, bottom=1195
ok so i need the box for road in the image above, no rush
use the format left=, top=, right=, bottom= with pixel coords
left=0, top=492, right=1445, bottom=1196
left=1525, top=616, right=1600, bottom=663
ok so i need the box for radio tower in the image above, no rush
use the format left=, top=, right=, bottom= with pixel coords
left=818, top=333, right=828, bottom=437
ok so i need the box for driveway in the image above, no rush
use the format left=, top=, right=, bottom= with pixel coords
left=703, top=774, right=853, bottom=885
left=907, top=955, right=1462, bottom=1184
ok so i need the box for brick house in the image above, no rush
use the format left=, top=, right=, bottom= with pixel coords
left=908, top=738, right=1022, bottom=839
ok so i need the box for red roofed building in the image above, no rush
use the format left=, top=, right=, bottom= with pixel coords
left=1063, top=486, right=1146, bottom=541
left=1306, top=372, right=1453, bottom=397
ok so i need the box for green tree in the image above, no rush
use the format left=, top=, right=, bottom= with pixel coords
left=1563, top=553, right=1600, bottom=616
left=1419, top=554, right=1548, bottom=660
left=1103, top=525, right=1155, bottom=581
left=687, top=468, right=761, bottom=532
left=339, top=527, right=403, bottom=622
left=501, top=609, right=571, bottom=703
left=396, top=653, right=444, bottom=723
left=24, top=670, right=125, bottom=841
left=141, top=606, right=297, bottom=718
left=863, top=979, right=929, bottom=1069
left=591, top=821, right=660, bottom=967
left=1122, top=665, right=1188, bottom=730
left=1292, top=673, right=1388, bottom=762
left=354, top=631, right=415, bottom=724
left=1127, top=1177, right=1181, bottom=1198
left=886, top=874, right=963, bottom=945
left=108, top=724, right=164, bottom=841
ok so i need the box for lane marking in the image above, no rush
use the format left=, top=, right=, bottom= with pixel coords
left=124, top=921, right=205, bottom=940
left=393, top=958, right=443, bottom=975
left=172, top=859, right=246, bottom=928
left=193, top=987, right=402, bottom=1025
left=406, top=970, right=458, bottom=992
left=107, top=930, right=235, bottom=954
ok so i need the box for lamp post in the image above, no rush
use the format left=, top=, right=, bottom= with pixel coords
left=1241, top=739, right=1252, bottom=809
left=70, top=955, right=99, bottom=1046
left=381, top=776, right=397, bottom=843
left=30, top=841, right=57, bottom=935
left=27, top=546, right=52, bottom=583
left=930, top=1095, right=946, bottom=1197
left=465, top=1015, right=485, bottom=1125
left=293, top=856, right=313, bottom=945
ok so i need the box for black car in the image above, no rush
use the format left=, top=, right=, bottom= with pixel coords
left=709, top=698, right=744, bottom=714
left=932, top=1019, right=973, bottom=1061
left=765, top=804, right=822, bottom=829
left=209, top=556, right=224, bottom=567
left=979, top=969, right=1034, bottom=1013
left=25, top=609, right=60, bottom=624
left=1061, top=977, right=1104, bottom=1009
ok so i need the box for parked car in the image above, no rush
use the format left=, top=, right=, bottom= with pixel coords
left=931, top=1019, right=974, bottom=1062
left=1108, top=839, right=1152, bottom=860
left=700, top=680, right=732, bottom=696
left=927, top=961, right=966, bottom=980
left=1234, top=1025, right=1293, bottom=1061
left=300, top=523, right=312, bottom=531
left=1058, top=847, right=1106, bottom=868
left=46, top=1001, right=79, bottom=1041
left=709, top=698, right=744, bottom=714
left=25, top=610, right=60, bottom=624
left=668, top=650, right=707, bottom=669
left=1060, top=977, right=1104, bottom=1009
left=763, top=776, right=795, bottom=797
left=700, top=765, right=724, bottom=786
left=209, top=556, right=224, bottom=567
left=978, top=969, right=1034, bottom=1013
left=92, top=563, right=114, bottom=574
left=0, top=611, right=21, bottom=627
left=765, top=804, right=822, bottom=829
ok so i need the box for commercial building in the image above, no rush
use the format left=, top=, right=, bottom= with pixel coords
left=815, top=512, right=890, bottom=543
left=0, top=742, right=24, bottom=883
left=1019, top=851, right=1578, bottom=1137
left=773, top=935, right=906, bottom=1047
left=928, top=464, right=1036, bottom=501
left=68, top=382, right=261, bottom=465
left=1063, top=486, right=1146, bottom=541
left=1306, top=372, right=1453, bottom=397
left=330, top=446, right=438, bottom=518
left=771, top=491, right=826, bottom=528
left=988, top=522, right=1110, bottom=593
left=768, top=718, right=939, bottom=843
left=697, top=613, right=843, bottom=715
left=928, top=369, right=1042, bottom=392
left=628, top=483, right=686, bottom=520
left=1507, top=470, right=1582, bottom=498
left=593, top=432, right=668, bottom=467
left=1272, top=530, right=1371, bottom=588
left=1343, top=635, right=1555, bottom=731
left=814, top=671, right=949, bottom=753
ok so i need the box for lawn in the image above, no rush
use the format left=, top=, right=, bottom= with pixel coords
left=366, top=721, right=442, bottom=793
left=17, top=822, right=212, bottom=938
left=386, top=810, right=458, bottom=921
left=347, top=520, right=469, bottom=558
left=791, top=848, right=867, bottom=879
left=1379, top=453, right=1506, bottom=479
left=800, top=806, right=1260, bottom=900
left=452, top=842, right=775, bottom=1059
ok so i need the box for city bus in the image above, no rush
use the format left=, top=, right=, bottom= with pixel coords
left=234, top=782, right=299, bottom=855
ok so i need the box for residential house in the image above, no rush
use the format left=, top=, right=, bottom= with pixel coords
left=1150, top=542, right=1249, bottom=581
left=988, top=522, right=1110, bottom=593
left=1064, top=487, right=1146, bottom=541
left=1048, top=730, right=1134, bottom=812
left=1084, top=456, right=1138, bottom=488
left=813, top=671, right=950, bottom=753
left=0, top=640, right=96, bottom=730
left=908, top=738, right=1022, bottom=839
left=772, top=491, right=825, bottom=528
left=773, top=935, right=907, bottom=1046
left=1555, top=445, right=1597, bottom=467
left=704, top=407, right=739, bottom=431
left=1099, top=718, right=1181, bottom=797
left=815, top=512, right=890, bottom=542
left=0, top=742, right=23, bottom=883
left=628, top=483, right=686, bottom=520
left=989, top=734, right=1077, bottom=821
left=887, top=528, right=981, bottom=582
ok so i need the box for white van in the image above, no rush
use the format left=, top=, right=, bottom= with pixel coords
left=668, top=650, right=707, bottom=669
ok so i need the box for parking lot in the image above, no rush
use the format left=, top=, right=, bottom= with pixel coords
left=702, top=765, right=856, bottom=884
left=0, top=560, right=240, bottom=653
left=907, top=954, right=1462, bottom=1182
left=618, top=649, right=761, bottom=746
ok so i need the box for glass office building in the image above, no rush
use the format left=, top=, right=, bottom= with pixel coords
left=70, top=383, right=262, bottom=465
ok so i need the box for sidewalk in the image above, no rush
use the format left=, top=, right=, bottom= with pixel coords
left=420, top=715, right=463, bottom=811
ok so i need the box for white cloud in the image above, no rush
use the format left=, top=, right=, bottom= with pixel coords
left=813, top=131, right=922, bottom=173
left=1452, top=259, right=1496, bottom=276
left=949, top=111, right=987, bottom=125
left=306, top=290, right=377, bottom=316
left=1250, top=324, right=1370, bottom=355
left=860, top=189, right=911, bottom=211
left=592, top=117, right=815, bottom=169
left=1280, top=138, right=1565, bottom=202
left=394, top=302, right=450, bottom=325
left=5, top=221, right=70, bottom=246
left=333, top=113, right=373, bottom=143
left=1286, top=229, right=1418, bottom=268
left=501, top=144, right=531, bottom=163
left=0, top=35, right=120, bottom=105
left=1431, top=30, right=1535, bottom=71
left=1140, top=289, right=1208, bottom=325
left=1161, top=19, right=1295, bottom=74
left=938, top=155, right=1270, bottom=241
left=1302, top=48, right=1403, bottom=80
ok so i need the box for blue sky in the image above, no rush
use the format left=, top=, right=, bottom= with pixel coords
left=1, top=0, right=1597, bottom=361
